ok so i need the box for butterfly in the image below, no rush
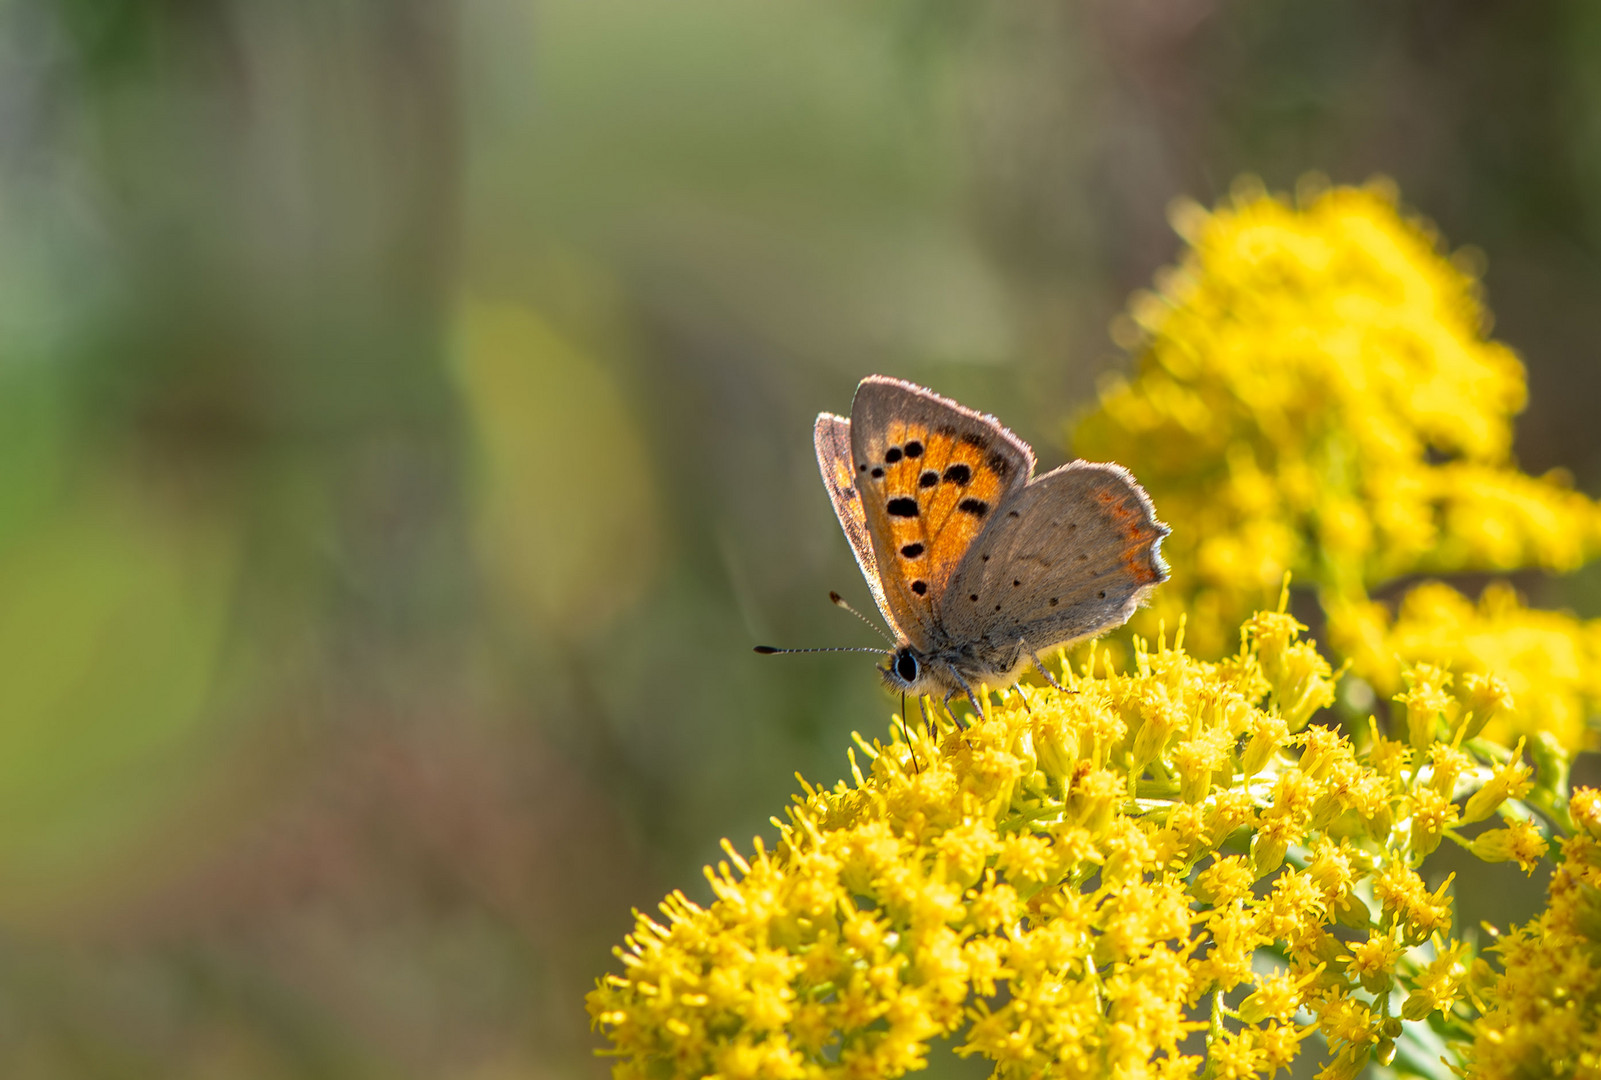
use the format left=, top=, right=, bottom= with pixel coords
left=760, top=375, right=1169, bottom=722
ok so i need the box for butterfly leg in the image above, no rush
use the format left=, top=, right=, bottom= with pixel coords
left=1021, top=639, right=1069, bottom=692
left=949, top=672, right=987, bottom=725
left=918, top=694, right=936, bottom=737
left=939, top=689, right=966, bottom=731
left=941, top=681, right=979, bottom=748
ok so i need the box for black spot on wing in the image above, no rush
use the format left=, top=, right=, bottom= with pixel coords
left=987, top=451, right=1011, bottom=480
left=870, top=467, right=884, bottom=479
left=943, top=463, right=972, bottom=486
left=919, top=470, right=938, bottom=488
left=961, top=432, right=989, bottom=451
left=887, top=497, right=919, bottom=518
left=958, top=498, right=989, bottom=518
left=900, top=542, right=924, bottom=558
left=911, top=580, right=927, bottom=596
left=904, top=440, right=923, bottom=458
left=884, top=447, right=903, bottom=464
left=1049, top=598, right=1058, bottom=606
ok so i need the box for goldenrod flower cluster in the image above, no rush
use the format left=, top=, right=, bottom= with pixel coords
left=590, top=612, right=1559, bottom=1079
left=1073, top=178, right=1601, bottom=750
left=1467, top=788, right=1601, bottom=1079
left=591, top=178, right=1601, bottom=1077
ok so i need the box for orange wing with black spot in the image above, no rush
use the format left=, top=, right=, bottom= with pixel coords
left=848, top=376, right=1034, bottom=652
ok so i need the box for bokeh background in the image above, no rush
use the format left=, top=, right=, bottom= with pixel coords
left=2, top=2, right=1600, bottom=1077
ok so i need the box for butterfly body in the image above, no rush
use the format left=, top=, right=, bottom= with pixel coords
left=813, top=376, right=1169, bottom=709
left=881, top=638, right=1032, bottom=703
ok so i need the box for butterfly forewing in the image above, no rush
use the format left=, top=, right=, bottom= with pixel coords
left=848, top=377, right=1033, bottom=651
left=942, top=461, right=1169, bottom=651
left=813, top=413, right=896, bottom=633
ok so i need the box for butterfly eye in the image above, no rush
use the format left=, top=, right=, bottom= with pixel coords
left=895, top=651, right=919, bottom=683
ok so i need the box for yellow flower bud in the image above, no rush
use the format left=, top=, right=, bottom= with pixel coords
left=1068, top=766, right=1122, bottom=833
left=1320, top=1048, right=1371, bottom=1080
left=1573, top=786, right=1601, bottom=840
left=1395, top=664, right=1455, bottom=752
left=1192, top=856, right=1251, bottom=909
left=1461, top=741, right=1533, bottom=825
left=1253, top=832, right=1288, bottom=876
left=1459, top=672, right=1513, bottom=741
left=1364, top=802, right=1393, bottom=843
left=1409, top=787, right=1457, bottom=857
left=1031, top=715, right=1079, bottom=780
left=1459, top=788, right=1503, bottom=827
left=1237, top=971, right=1306, bottom=1024
left=1332, top=891, right=1371, bottom=930
left=1402, top=986, right=1434, bottom=1021
left=1309, top=791, right=1346, bottom=831
left=1242, top=715, right=1289, bottom=776
left=1427, top=743, right=1470, bottom=797
left=1171, top=738, right=1218, bottom=803
left=1297, top=726, right=1347, bottom=781
left=1573, top=881, right=1601, bottom=943
left=1129, top=695, right=1184, bottom=776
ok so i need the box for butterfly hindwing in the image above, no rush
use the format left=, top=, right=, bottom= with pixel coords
left=848, top=376, right=1034, bottom=651
left=813, top=413, right=896, bottom=634
left=941, top=460, right=1168, bottom=652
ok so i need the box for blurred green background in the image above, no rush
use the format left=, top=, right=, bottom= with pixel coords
left=3, top=2, right=1600, bottom=1077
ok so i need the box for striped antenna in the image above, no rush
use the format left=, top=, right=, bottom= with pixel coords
left=828, top=591, right=896, bottom=645
left=753, top=644, right=885, bottom=655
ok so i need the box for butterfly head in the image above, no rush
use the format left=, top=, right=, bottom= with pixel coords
left=880, top=644, right=938, bottom=696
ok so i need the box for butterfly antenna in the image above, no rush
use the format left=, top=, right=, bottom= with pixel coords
left=752, top=645, right=886, bottom=655
left=829, top=591, right=896, bottom=645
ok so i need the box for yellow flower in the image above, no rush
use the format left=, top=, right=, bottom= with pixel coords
left=1074, top=178, right=1601, bottom=752
left=1467, top=819, right=1548, bottom=873
left=1337, top=580, right=1601, bottom=751
left=1344, top=931, right=1405, bottom=994
left=1238, top=967, right=1320, bottom=1024
left=1395, top=662, right=1457, bottom=752
left=590, top=613, right=1543, bottom=1078
left=1408, top=785, right=1460, bottom=857
left=1461, top=738, right=1534, bottom=825
left=1401, top=940, right=1470, bottom=1021
left=1467, top=787, right=1601, bottom=1079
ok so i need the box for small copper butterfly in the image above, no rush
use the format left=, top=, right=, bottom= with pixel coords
left=760, top=376, right=1169, bottom=719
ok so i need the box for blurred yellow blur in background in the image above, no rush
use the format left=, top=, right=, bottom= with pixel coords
left=1, top=2, right=1600, bottom=1077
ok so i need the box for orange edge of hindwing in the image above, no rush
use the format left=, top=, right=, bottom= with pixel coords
left=1092, top=482, right=1169, bottom=587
